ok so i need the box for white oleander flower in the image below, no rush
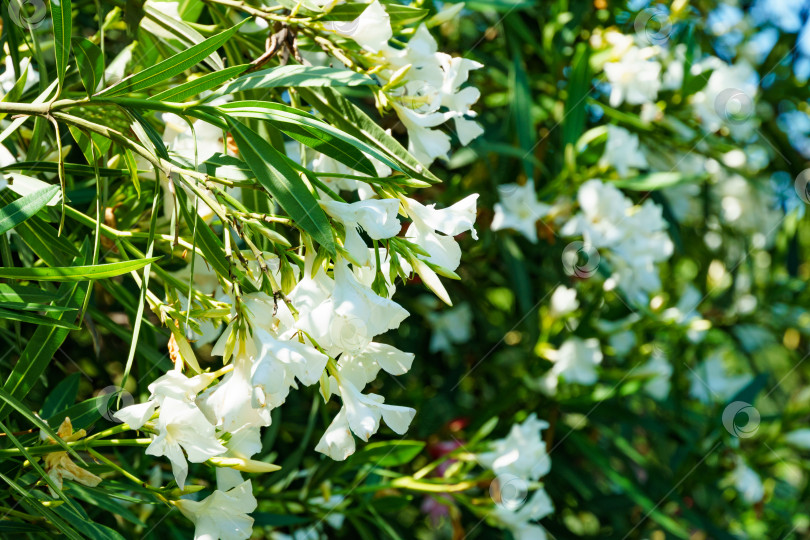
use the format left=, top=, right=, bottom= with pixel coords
left=322, top=199, right=402, bottom=266
left=175, top=480, right=257, bottom=540
left=114, top=370, right=218, bottom=429
left=662, top=285, right=708, bottom=343
left=549, top=286, right=579, bottom=317
left=199, top=352, right=271, bottom=433
left=214, top=426, right=264, bottom=491
left=0, top=55, right=40, bottom=95
left=325, top=2, right=482, bottom=165
left=392, top=104, right=453, bottom=165
left=561, top=179, right=632, bottom=247
left=404, top=194, right=478, bottom=271
left=636, top=354, right=672, bottom=400
left=315, top=378, right=415, bottom=460
left=146, top=396, right=227, bottom=488
left=491, top=181, right=550, bottom=243
left=691, top=58, right=759, bottom=141
left=562, top=180, right=673, bottom=300
left=785, top=429, right=810, bottom=450
left=324, top=0, right=391, bottom=53
left=689, top=353, right=752, bottom=404
left=310, top=152, right=382, bottom=200
left=491, top=488, right=554, bottom=540
left=426, top=302, right=473, bottom=353
left=292, top=260, right=409, bottom=356
left=543, top=337, right=603, bottom=393
left=603, top=46, right=662, bottom=107
left=478, top=413, right=551, bottom=481
left=251, top=328, right=329, bottom=409
left=352, top=247, right=411, bottom=298
left=727, top=457, right=764, bottom=504
left=332, top=341, right=415, bottom=393
left=600, top=125, right=648, bottom=176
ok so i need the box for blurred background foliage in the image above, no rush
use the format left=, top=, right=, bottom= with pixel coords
left=2, top=0, right=810, bottom=538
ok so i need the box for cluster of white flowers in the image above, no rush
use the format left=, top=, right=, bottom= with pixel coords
left=106, top=5, right=485, bottom=535
left=541, top=337, right=603, bottom=394
left=478, top=414, right=554, bottom=539
left=325, top=0, right=483, bottom=165
left=117, top=192, right=478, bottom=538
left=726, top=456, right=765, bottom=505
left=491, top=180, right=551, bottom=243
left=562, top=179, right=674, bottom=302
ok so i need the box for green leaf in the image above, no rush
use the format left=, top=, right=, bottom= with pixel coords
left=0, top=161, right=128, bottom=176
left=72, top=37, right=104, bottom=96
left=150, top=64, right=247, bottom=102
left=51, top=0, right=72, bottom=92
left=508, top=28, right=534, bottom=178
left=216, top=65, right=376, bottom=96
left=225, top=117, right=336, bottom=255
left=0, top=185, right=60, bottom=235
left=297, top=87, right=441, bottom=184
left=0, top=282, right=82, bottom=421
left=69, top=484, right=147, bottom=527
left=96, top=20, right=245, bottom=97
left=0, top=471, right=83, bottom=539
left=52, top=505, right=127, bottom=540
left=219, top=101, right=380, bottom=177
left=47, top=395, right=106, bottom=430
left=0, top=306, right=79, bottom=329
left=0, top=257, right=160, bottom=281
left=319, top=2, right=428, bottom=25
left=123, top=147, right=141, bottom=198
left=141, top=0, right=224, bottom=71
left=12, top=212, right=83, bottom=264
left=613, top=172, right=706, bottom=191
left=0, top=283, right=66, bottom=303
left=562, top=42, right=591, bottom=150
left=41, top=372, right=81, bottom=418
left=0, top=388, right=87, bottom=466
left=348, top=440, right=426, bottom=467
left=0, top=522, right=48, bottom=533
left=0, top=301, right=74, bottom=312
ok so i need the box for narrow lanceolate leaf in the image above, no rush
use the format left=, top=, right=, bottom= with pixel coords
left=95, top=20, right=245, bottom=97
left=297, top=87, right=441, bottom=184
left=0, top=185, right=60, bottom=235
left=0, top=307, right=79, bottom=329
left=0, top=161, right=127, bottom=176
left=0, top=281, right=81, bottom=422
left=142, top=0, right=224, bottom=71
left=150, top=64, right=247, bottom=102
left=123, top=148, right=141, bottom=198
left=216, top=65, right=376, bottom=96
left=72, top=37, right=104, bottom=96
left=225, top=117, right=336, bottom=255
left=0, top=257, right=160, bottom=281
left=51, top=0, right=72, bottom=92
left=219, top=101, right=382, bottom=176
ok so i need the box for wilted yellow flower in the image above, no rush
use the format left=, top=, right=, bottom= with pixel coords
left=41, top=417, right=101, bottom=494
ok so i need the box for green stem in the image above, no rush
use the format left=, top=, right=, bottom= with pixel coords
left=0, top=438, right=152, bottom=457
